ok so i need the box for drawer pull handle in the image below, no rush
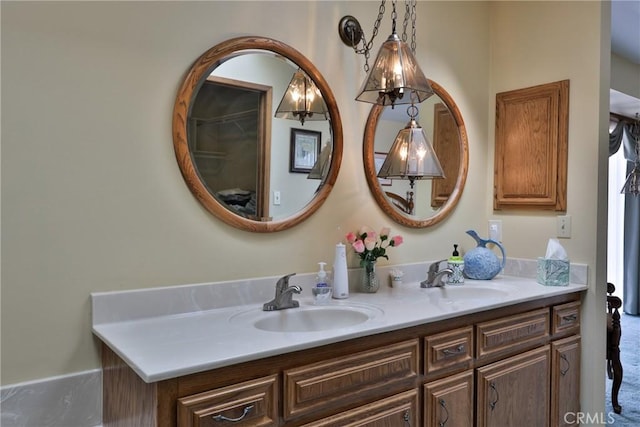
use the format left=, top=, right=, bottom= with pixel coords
left=213, top=405, right=254, bottom=423
left=562, top=314, right=577, bottom=322
left=560, top=353, right=570, bottom=376
left=489, top=382, right=499, bottom=411
left=442, top=344, right=465, bottom=357
left=438, top=398, right=450, bottom=427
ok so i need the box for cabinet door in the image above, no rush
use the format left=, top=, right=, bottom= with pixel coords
left=301, top=389, right=418, bottom=427
left=551, top=336, right=581, bottom=427
left=477, top=346, right=550, bottom=427
left=424, top=370, right=473, bottom=427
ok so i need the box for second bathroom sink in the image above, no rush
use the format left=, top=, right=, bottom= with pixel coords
left=229, top=303, right=383, bottom=333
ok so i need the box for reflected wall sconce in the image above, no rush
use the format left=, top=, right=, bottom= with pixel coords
left=338, top=0, right=433, bottom=108
left=275, top=68, right=328, bottom=126
left=377, top=103, right=445, bottom=187
left=621, top=113, right=640, bottom=196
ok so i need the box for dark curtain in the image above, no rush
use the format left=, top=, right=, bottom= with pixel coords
left=609, top=120, right=640, bottom=315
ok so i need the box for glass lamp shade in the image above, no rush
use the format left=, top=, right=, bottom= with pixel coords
left=356, top=33, right=434, bottom=107
left=275, top=69, right=328, bottom=125
left=308, top=142, right=332, bottom=180
left=621, top=161, right=640, bottom=196
left=378, top=118, right=445, bottom=180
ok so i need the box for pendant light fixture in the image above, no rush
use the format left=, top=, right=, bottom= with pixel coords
left=377, top=103, right=445, bottom=186
left=275, top=68, right=328, bottom=126
left=338, top=0, right=433, bottom=108
left=621, top=113, right=640, bottom=196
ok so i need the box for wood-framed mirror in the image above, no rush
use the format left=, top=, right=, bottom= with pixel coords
left=363, top=80, right=468, bottom=228
left=173, top=36, right=343, bottom=232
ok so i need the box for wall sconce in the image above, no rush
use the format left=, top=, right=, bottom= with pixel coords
left=275, top=68, right=328, bottom=126
left=377, top=104, right=445, bottom=188
left=338, top=0, right=433, bottom=108
left=621, top=113, right=640, bottom=196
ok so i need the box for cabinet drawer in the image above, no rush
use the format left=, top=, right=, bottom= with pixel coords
left=301, top=389, right=418, bottom=427
left=552, top=301, right=581, bottom=336
left=476, top=308, right=549, bottom=360
left=177, top=375, right=278, bottom=427
left=424, top=326, right=473, bottom=378
left=284, top=339, right=419, bottom=420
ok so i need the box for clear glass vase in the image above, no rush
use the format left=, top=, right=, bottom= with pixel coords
left=360, top=259, right=380, bottom=293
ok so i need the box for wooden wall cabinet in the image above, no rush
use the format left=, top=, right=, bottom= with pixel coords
left=494, top=80, right=569, bottom=211
left=102, top=294, right=581, bottom=427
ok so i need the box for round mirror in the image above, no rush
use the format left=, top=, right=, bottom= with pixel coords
left=173, top=37, right=343, bottom=232
left=363, top=80, right=468, bottom=228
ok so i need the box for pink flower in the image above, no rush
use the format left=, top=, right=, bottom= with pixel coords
left=345, top=232, right=357, bottom=244
left=391, top=235, right=404, bottom=247
left=364, top=236, right=377, bottom=251
left=380, top=227, right=391, bottom=237
left=352, top=240, right=365, bottom=253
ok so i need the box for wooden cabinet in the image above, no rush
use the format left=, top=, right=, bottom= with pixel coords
left=424, top=370, right=474, bottom=427
left=494, top=80, right=569, bottom=211
left=102, top=293, right=582, bottom=427
left=477, top=346, right=551, bottom=427
left=551, top=335, right=581, bottom=427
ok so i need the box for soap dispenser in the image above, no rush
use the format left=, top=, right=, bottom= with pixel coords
left=332, top=243, right=349, bottom=299
left=447, top=244, right=465, bottom=284
left=312, top=262, right=332, bottom=304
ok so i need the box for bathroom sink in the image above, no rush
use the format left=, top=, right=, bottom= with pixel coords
left=229, top=303, right=383, bottom=333
left=425, top=285, right=508, bottom=308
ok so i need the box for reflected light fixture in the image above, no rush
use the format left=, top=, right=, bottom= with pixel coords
left=377, top=103, right=445, bottom=188
left=621, top=113, right=640, bottom=196
left=307, top=140, right=332, bottom=181
left=275, top=68, right=328, bottom=126
left=338, top=0, right=433, bottom=108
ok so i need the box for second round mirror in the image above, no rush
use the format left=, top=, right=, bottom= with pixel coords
left=363, top=80, right=468, bottom=228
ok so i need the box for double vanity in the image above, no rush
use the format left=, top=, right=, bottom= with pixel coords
left=93, top=264, right=586, bottom=426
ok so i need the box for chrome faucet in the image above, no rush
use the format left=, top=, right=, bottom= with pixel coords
left=263, top=273, right=302, bottom=311
left=421, top=260, right=454, bottom=288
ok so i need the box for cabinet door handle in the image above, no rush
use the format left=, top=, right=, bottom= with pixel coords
left=560, top=353, right=570, bottom=376
left=438, top=398, right=450, bottom=427
left=441, top=344, right=465, bottom=357
left=489, top=382, right=500, bottom=411
left=213, top=405, right=254, bottom=423
left=562, top=313, right=577, bottom=322
left=403, top=408, right=411, bottom=426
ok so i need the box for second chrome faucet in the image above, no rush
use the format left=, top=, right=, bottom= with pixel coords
left=421, top=260, right=454, bottom=288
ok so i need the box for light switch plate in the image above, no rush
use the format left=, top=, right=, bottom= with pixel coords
left=273, top=191, right=281, bottom=205
left=557, top=215, right=571, bottom=238
left=489, top=220, right=502, bottom=242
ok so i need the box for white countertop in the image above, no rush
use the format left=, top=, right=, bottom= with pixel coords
left=92, top=261, right=587, bottom=383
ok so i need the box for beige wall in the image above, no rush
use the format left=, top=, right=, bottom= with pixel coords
left=487, top=1, right=608, bottom=417
left=612, top=52, right=640, bottom=99
left=1, top=0, right=608, bottom=419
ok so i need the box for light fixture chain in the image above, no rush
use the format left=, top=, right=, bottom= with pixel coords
left=402, top=0, right=410, bottom=43
left=391, top=0, right=397, bottom=34
left=410, top=0, right=417, bottom=54
left=360, top=0, right=387, bottom=73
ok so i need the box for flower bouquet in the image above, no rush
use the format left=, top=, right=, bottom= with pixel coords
left=345, top=226, right=404, bottom=293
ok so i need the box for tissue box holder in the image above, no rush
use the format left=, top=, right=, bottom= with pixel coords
left=536, top=258, right=569, bottom=286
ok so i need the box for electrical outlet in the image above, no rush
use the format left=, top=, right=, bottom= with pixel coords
left=489, top=220, right=502, bottom=242
left=557, top=215, right=571, bottom=238
left=273, top=191, right=281, bottom=205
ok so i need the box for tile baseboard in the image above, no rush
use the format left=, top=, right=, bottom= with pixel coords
left=1, top=369, right=102, bottom=427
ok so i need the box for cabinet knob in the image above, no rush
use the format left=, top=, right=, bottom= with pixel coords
left=560, top=353, right=570, bottom=376
left=489, top=382, right=500, bottom=411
